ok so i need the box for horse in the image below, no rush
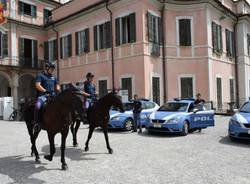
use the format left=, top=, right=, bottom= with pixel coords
left=84, top=92, right=124, bottom=154
left=23, top=85, right=86, bottom=170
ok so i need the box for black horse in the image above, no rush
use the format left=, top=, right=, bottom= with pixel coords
left=23, top=85, right=85, bottom=170
left=84, top=92, right=124, bottom=154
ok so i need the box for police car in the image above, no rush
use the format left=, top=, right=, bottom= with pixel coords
left=146, top=98, right=215, bottom=135
left=109, top=99, right=159, bottom=131
left=228, top=101, right=250, bottom=140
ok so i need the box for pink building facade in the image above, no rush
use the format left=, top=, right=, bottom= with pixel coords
left=1, top=0, right=250, bottom=112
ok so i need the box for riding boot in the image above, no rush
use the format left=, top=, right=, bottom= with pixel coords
left=33, top=109, right=41, bottom=133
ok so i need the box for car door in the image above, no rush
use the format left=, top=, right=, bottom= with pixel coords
left=189, top=102, right=215, bottom=129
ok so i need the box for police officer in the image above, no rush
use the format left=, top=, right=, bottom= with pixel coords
left=83, top=72, right=97, bottom=108
left=194, top=93, right=205, bottom=105
left=132, top=94, right=142, bottom=133
left=33, top=62, right=60, bottom=132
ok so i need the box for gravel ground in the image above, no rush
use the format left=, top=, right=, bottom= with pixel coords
left=0, top=116, right=250, bottom=184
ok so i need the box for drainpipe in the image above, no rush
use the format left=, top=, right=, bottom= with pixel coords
left=105, top=0, right=115, bottom=91
left=234, top=17, right=239, bottom=108
left=52, top=24, right=60, bottom=82
left=161, top=0, right=167, bottom=103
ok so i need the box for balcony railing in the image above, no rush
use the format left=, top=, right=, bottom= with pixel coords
left=0, top=57, right=44, bottom=69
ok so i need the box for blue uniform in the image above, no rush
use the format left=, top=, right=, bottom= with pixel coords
left=84, top=80, right=96, bottom=108
left=35, top=72, right=58, bottom=110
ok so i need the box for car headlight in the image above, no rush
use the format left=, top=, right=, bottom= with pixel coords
left=111, top=116, right=120, bottom=121
left=166, top=116, right=182, bottom=124
left=229, top=119, right=242, bottom=127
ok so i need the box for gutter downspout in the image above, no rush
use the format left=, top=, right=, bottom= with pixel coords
left=234, top=17, right=239, bottom=108
left=106, top=0, right=115, bottom=91
left=161, top=0, right=167, bottom=103
left=52, top=24, right=60, bottom=82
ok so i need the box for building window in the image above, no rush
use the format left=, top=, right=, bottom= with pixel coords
left=0, top=32, right=8, bottom=58
left=212, top=22, right=223, bottom=54
left=115, top=13, right=136, bottom=46
left=247, top=34, right=250, bottom=56
left=94, top=22, right=111, bottom=51
left=60, top=34, right=72, bottom=59
left=229, top=78, right=235, bottom=103
left=44, top=39, right=57, bottom=62
left=44, top=9, right=52, bottom=24
left=75, top=29, right=89, bottom=55
left=152, top=77, right=160, bottom=105
left=178, top=19, right=191, bottom=46
left=19, top=37, right=38, bottom=68
left=18, top=1, right=37, bottom=18
left=147, top=12, right=162, bottom=56
left=180, top=77, right=194, bottom=98
left=226, top=29, right=234, bottom=57
left=121, top=77, right=132, bottom=101
left=98, top=80, right=108, bottom=98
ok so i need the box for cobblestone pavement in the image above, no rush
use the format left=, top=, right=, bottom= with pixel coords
left=0, top=116, right=250, bottom=184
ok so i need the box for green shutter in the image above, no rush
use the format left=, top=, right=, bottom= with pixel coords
left=212, top=22, right=217, bottom=52
left=219, top=25, right=223, bottom=53
left=60, top=37, right=63, bottom=59
left=53, top=39, right=58, bottom=60
left=31, top=5, right=37, bottom=18
left=19, top=38, right=24, bottom=65
left=2, top=33, right=8, bottom=57
left=18, top=1, right=24, bottom=15
left=68, top=34, right=72, bottom=57
left=105, top=21, right=111, bottom=48
left=84, top=29, right=90, bottom=53
left=147, top=12, right=153, bottom=42
left=44, top=41, right=48, bottom=61
left=94, top=25, right=98, bottom=51
left=115, top=18, right=121, bottom=46
left=33, top=40, right=38, bottom=67
left=75, top=32, right=79, bottom=55
left=226, top=29, right=230, bottom=56
left=129, top=13, right=136, bottom=43
left=158, top=17, right=162, bottom=45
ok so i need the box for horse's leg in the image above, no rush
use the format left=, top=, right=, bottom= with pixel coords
left=44, top=132, right=56, bottom=161
left=73, top=119, right=81, bottom=147
left=32, top=129, right=41, bottom=163
left=103, top=127, right=113, bottom=154
left=70, top=122, right=75, bottom=146
left=61, top=128, right=69, bottom=170
left=85, top=126, right=95, bottom=152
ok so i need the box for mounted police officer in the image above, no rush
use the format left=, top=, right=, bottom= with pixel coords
left=83, top=72, right=97, bottom=108
left=33, top=62, right=60, bottom=132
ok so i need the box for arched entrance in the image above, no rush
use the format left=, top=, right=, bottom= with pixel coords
left=0, top=74, right=11, bottom=97
left=18, top=74, right=36, bottom=102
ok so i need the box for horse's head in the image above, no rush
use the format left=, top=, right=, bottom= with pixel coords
left=105, top=92, right=124, bottom=113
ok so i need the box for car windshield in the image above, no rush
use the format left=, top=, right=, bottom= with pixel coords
left=111, top=103, right=134, bottom=111
left=240, top=102, right=250, bottom=113
left=158, top=102, right=189, bottom=112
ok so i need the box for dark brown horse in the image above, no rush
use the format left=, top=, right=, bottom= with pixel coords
left=23, top=85, right=85, bottom=170
left=84, top=92, right=124, bottom=154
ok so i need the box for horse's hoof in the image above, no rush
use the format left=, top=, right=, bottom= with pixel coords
left=108, top=149, right=113, bottom=154
left=84, top=147, right=89, bottom=152
left=35, top=157, right=41, bottom=164
left=61, top=164, right=68, bottom=170
left=44, top=155, right=53, bottom=161
left=73, top=142, right=78, bottom=147
left=31, top=152, right=34, bottom=157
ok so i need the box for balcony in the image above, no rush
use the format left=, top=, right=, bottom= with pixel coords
left=0, top=57, right=44, bottom=69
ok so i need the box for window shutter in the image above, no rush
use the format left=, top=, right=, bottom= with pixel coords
left=219, top=25, right=223, bottom=53
left=31, top=5, right=37, bottom=18
left=226, top=29, right=230, bottom=56
left=115, top=18, right=121, bottom=46
left=44, top=41, right=48, bottom=61
left=68, top=34, right=72, bottom=57
left=129, top=13, right=136, bottom=43
left=212, top=22, right=217, bottom=52
left=94, top=25, right=98, bottom=51
left=147, top=12, right=153, bottom=42
left=19, top=38, right=25, bottom=64
left=53, top=39, right=58, bottom=60
left=84, top=28, right=90, bottom=53
left=158, top=17, right=162, bottom=45
left=44, top=9, right=49, bottom=24
left=186, top=19, right=191, bottom=46
left=60, top=37, right=63, bottom=59
left=75, top=32, right=79, bottom=55
left=2, top=33, right=8, bottom=57
left=18, top=1, right=24, bottom=15
left=179, top=19, right=191, bottom=46
left=33, top=40, right=38, bottom=67
left=105, top=21, right=111, bottom=48
left=248, top=35, right=250, bottom=56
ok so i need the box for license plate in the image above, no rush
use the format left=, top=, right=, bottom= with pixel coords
left=248, top=130, right=250, bottom=134
left=153, top=123, right=161, bottom=128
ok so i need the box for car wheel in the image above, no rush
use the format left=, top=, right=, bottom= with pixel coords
left=124, top=119, right=134, bottom=131
left=181, top=121, right=189, bottom=136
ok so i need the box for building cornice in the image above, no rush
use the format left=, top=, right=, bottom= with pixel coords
left=7, top=18, right=46, bottom=30
left=39, top=0, right=61, bottom=6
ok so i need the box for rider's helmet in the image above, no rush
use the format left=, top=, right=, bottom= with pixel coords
left=86, top=72, right=94, bottom=79
left=45, top=62, right=56, bottom=69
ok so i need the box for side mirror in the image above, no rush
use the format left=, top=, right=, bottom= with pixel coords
left=193, top=108, right=199, bottom=113
left=233, top=109, right=239, bottom=113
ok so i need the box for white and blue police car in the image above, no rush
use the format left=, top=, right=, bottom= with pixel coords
left=146, top=98, right=215, bottom=136
left=228, top=101, right=250, bottom=140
